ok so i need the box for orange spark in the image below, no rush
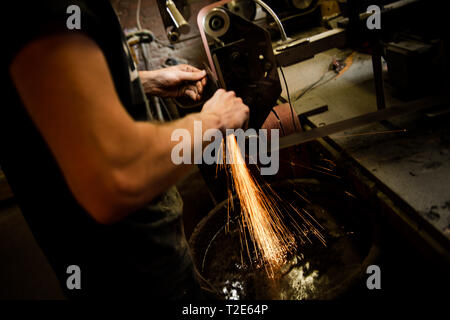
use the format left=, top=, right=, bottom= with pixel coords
left=224, top=134, right=325, bottom=277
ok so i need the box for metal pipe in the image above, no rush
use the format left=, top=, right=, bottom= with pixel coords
left=253, top=0, right=289, bottom=43
left=166, top=0, right=191, bottom=34
left=343, top=0, right=422, bottom=23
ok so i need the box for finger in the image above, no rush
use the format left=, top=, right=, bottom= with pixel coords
left=178, top=64, right=205, bottom=79
left=241, top=105, right=250, bottom=129
left=184, top=88, right=199, bottom=101
left=196, top=80, right=203, bottom=95
left=184, top=85, right=200, bottom=101
left=214, top=88, right=226, bottom=97
left=244, top=105, right=250, bottom=117
left=202, top=76, right=207, bottom=87
left=178, top=70, right=207, bottom=82
left=209, top=88, right=224, bottom=102
left=183, top=64, right=203, bottom=73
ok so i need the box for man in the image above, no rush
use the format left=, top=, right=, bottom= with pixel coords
left=1, top=1, right=249, bottom=299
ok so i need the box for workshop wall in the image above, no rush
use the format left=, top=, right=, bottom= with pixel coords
left=111, top=0, right=213, bottom=70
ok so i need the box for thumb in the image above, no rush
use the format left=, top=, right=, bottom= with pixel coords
left=177, top=70, right=206, bottom=82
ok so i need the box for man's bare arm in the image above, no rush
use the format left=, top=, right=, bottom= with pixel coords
left=9, top=32, right=248, bottom=224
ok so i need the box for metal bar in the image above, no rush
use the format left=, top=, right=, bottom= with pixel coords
left=298, top=105, right=329, bottom=120
left=340, top=0, right=422, bottom=25
left=253, top=0, right=289, bottom=43
left=274, top=28, right=347, bottom=67
left=275, top=96, right=447, bottom=151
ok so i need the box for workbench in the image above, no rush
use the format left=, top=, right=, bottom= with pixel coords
left=280, top=49, right=450, bottom=261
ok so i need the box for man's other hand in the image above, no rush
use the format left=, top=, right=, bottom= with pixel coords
left=140, top=64, right=207, bottom=101
left=201, top=89, right=250, bottom=133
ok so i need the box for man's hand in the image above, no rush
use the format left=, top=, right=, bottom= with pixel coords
left=201, top=89, right=250, bottom=133
left=140, top=64, right=207, bottom=101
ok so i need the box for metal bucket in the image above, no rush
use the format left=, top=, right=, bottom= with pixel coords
left=189, top=178, right=380, bottom=300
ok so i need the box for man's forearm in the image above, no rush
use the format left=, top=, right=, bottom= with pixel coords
left=9, top=32, right=221, bottom=224
left=139, top=70, right=159, bottom=95
left=9, top=31, right=245, bottom=225
left=102, top=111, right=222, bottom=223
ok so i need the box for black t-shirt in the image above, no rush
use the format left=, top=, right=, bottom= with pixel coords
left=1, top=1, right=197, bottom=299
